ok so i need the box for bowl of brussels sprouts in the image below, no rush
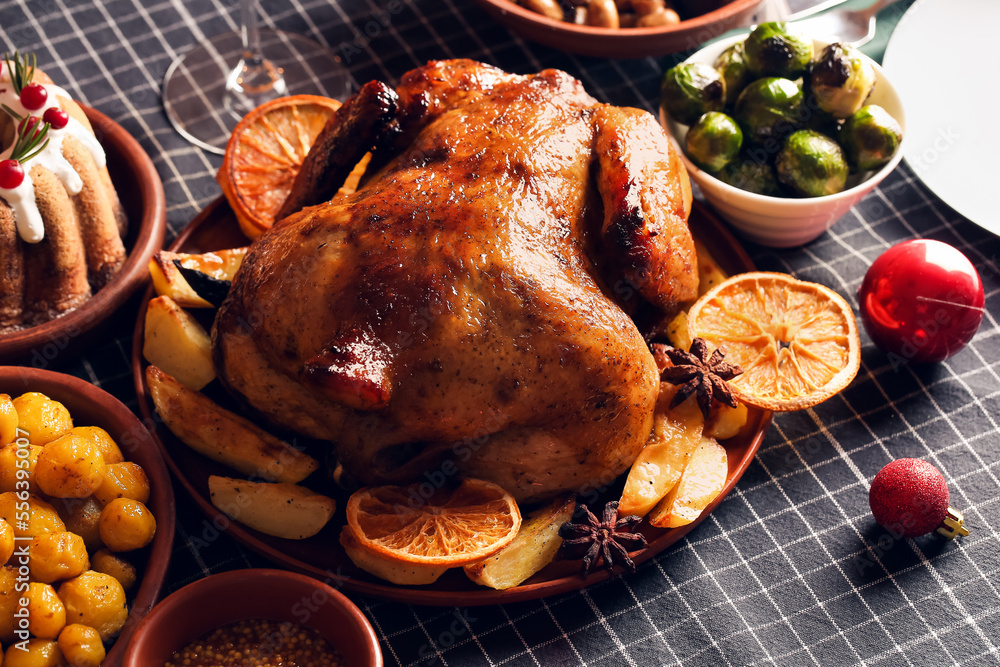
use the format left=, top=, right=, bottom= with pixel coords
left=660, top=22, right=906, bottom=247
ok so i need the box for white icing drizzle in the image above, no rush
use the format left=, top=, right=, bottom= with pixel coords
left=0, top=149, right=42, bottom=243
left=0, top=69, right=107, bottom=243
left=65, top=115, right=105, bottom=169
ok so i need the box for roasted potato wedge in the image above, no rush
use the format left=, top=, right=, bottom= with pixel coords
left=704, top=401, right=749, bottom=440
left=665, top=311, right=692, bottom=352
left=148, top=248, right=248, bottom=308
left=208, top=476, right=335, bottom=540
left=464, top=493, right=575, bottom=590
left=148, top=253, right=210, bottom=308
left=660, top=238, right=727, bottom=350
left=695, top=239, right=727, bottom=296
left=143, top=295, right=215, bottom=390
left=619, top=385, right=705, bottom=517
left=146, top=365, right=318, bottom=483
left=649, top=436, right=728, bottom=528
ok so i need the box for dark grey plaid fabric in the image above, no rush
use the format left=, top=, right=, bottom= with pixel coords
left=1, top=1, right=997, bottom=665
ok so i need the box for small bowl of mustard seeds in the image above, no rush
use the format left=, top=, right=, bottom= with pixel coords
left=122, top=568, right=382, bottom=667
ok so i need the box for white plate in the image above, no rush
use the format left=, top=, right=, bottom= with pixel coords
left=883, top=0, right=996, bottom=234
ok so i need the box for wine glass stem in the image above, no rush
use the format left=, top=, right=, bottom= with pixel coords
left=227, top=0, right=286, bottom=100
left=242, top=0, right=263, bottom=66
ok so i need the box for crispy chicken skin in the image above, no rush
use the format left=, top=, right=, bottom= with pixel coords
left=213, top=60, right=696, bottom=501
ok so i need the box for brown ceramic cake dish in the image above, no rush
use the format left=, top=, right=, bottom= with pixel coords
left=0, top=54, right=165, bottom=364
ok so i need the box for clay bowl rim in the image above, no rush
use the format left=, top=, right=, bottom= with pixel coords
left=475, top=0, right=767, bottom=58
left=0, top=104, right=167, bottom=364
left=0, top=365, right=176, bottom=667
left=122, top=568, right=384, bottom=667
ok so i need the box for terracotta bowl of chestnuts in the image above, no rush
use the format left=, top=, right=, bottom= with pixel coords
left=475, top=0, right=767, bottom=58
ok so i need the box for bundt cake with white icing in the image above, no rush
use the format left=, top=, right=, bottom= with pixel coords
left=0, top=52, right=126, bottom=334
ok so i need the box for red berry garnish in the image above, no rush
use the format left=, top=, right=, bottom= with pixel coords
left=19, top=82, right=48, bottom=111
left=17, top=115, right=42, bottom=138
left=0, top=159, right=25, bottom=189
left=42, top=107, right=69, bottom=130
left=869, top=458, right=949, bottom=537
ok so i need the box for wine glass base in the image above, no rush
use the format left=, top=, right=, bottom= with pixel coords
left=163, top=29, right=352, bottom=155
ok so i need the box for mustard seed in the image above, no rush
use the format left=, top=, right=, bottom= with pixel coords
left=164, top=618, right=344, bottom=667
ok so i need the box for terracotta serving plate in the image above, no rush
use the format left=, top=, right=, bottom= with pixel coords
left=131, top=197, right=771, bottom=606
left=0, top=366, right=175, bottom=667
left=0, top=105, right=167, bottom=365
left=475, top=0, right=766, bottom=58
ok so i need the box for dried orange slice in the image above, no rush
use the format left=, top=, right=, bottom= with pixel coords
left=344, top=478, right=521, bottom=575
left=687, top=272, right=861, bottom=412
left=218, top=95, right=340, bottom=239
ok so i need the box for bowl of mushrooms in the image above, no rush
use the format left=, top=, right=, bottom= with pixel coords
left=475, top=0, right=767, bottom=58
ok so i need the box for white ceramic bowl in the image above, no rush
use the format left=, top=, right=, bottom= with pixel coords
left=662, top=35, right=906, bottom=248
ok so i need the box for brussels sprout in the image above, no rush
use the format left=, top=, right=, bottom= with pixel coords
left=717, top=157, right=782, bottom=196
left=714, top=43, right=752, bottom=106
left=660, top=62, right=726, bottom=126
left=743, top=22, right=813, bottom=79
left=807, top=42, right=877, bottom=118
left=840, top=105, right=903, bottom=171
left=806, top=108, right=843, bottom=139
left=776, top=129, right=849, bottom=197
left=685, top=112, right=743, bottom=172
left=734, top=77, right=803, bottom=144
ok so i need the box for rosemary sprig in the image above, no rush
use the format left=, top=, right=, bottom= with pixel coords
left=9, top=117, right=50, bottom=164
left=1, top=103, right=23, bottom=121
left=3, top=51, right=36, bottom=95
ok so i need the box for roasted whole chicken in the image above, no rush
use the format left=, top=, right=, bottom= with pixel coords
left=213, top=59, right=697, bottom=501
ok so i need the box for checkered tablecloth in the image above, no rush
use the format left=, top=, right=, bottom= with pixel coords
left=2, top=1, right=998, bottom=665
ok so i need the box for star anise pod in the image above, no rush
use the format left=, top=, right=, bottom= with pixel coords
left=558, top=500, right=647, bottom=577
left=660, top=337, right=743, bottom=421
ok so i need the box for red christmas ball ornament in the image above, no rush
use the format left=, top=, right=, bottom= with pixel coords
left=858, top=239, right=985, bottom=364
left=869, top=458, right=969, bottom=539
left=19, top=82, right=48, bottom=111
left=0, top=159, right=25, bottom=190
left=42, top=107, right=69, bottom=130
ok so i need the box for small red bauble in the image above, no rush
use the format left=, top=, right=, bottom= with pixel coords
left=19, top=82, right=48, bottom=111
left=42, top=107, right=69, bottom=130
left=0, top=159, right=25, bottom=189
left=869, top=458, right=969, bottom=539
left=869, top=459, right=948, bottom=537
left=858, top=239, right=985, bottom=364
